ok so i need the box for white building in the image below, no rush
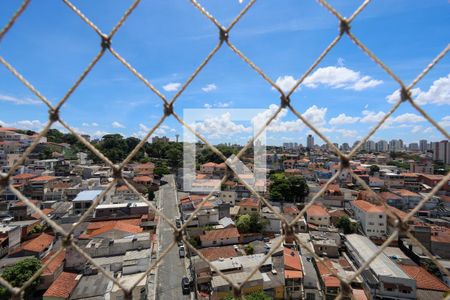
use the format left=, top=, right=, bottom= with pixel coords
left=376, top=140, right=389, bottom=152
left=350, top=200, right=386, bottom=238
left=307, top=134, right=314, bottom=149
left=345, top=234, right=416, bottom=299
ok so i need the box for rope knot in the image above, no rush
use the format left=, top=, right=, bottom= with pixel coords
left=400, top=87, right=411, bottom=102
left=48, top=109, right=60, bottom=122
left=280, top=94, right=290, bottom=108
left=112, top=165, right=122, bottom=179
left=340, top=155, right=350, bottom=169
left=339, top=19, right=350, bottom=35
left=219, top=28, right=229, bottom=42
left=163, top=103, right=174, bottom=116
left=101, top=35, right=111, bottom=49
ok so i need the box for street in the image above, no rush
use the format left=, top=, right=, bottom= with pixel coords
left=153, top=175, right=191, bottom=300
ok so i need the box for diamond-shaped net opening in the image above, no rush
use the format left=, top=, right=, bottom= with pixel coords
left=0, top=0, right=449, bottom=299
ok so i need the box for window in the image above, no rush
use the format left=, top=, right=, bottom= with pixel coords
left=379, top=215, right=383, bottom=218
left=306, top=293, right=315, bottom=300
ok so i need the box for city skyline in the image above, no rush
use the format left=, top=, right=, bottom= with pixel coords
left=0, top=1, right=449, bottom=145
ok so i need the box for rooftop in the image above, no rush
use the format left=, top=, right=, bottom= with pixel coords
left=352, top=200, right=384, bottom=213
left=73, top=190, right=103, bottom=202
left=43, top=272, right=79, bottom=298
left=345, top=234, right=410, bottom=279
left=399, top=264, right=449, bottom=292
left=200, top=227, right=240, bottom=242
left=306, top=204, right=329, bottom=217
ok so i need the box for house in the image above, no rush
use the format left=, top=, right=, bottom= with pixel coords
left=9, top=199, right=40, bottom=221
left=81, top=220, right=143, bottom=239
left=391, top=189, right=422, bottom=210
left=43, top=272, right=80, bottom=300
left=351, top=200, right=386, bottom=238
left=133, top=162, right=154, bottom=176
left=24, top=175, right=59, bottom=201
left=262, top=207, right=282, bottom=233
left=321, top=184, right=345, bottom=207
left=10, top=232, right=54, bottom=259
left=283, top=247, right=303, bottom=299
left=72, top=190, right=104, bottom=215
left=198, top=245, right=238, bottom=261
left=200, top=227, right=240, bottom=247
left=94, top=202, right=149, bottom=219
left=345, top=234, right=416, bottom=299
left=380, top=192, right=403, bottom=209
left=310, top=231, right=341, bottom=258
left=398, top=263, right=449, bottom=300
left=306, top=204, right=330, bottom=227
left=40, top=250, right=66, bottom=289
left=239, top=198, right=260, bottom=214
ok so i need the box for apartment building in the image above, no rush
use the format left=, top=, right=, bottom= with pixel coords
left=351, top=200, right=386, bottom=238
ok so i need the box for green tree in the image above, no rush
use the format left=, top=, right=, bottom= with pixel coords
left=336, top=216, right=357, bottom=234
left=287, top=176, right=309, bottom=204
left=154, top=161, right=170, bottom=176
left=148, top=191, right=155, bottom=201
left=236, top=214, right=252, bottom=233
left=369, top=165, right=380, bottom=176
left=244, top=244, right=254, bottom=255
left=224, top=290, right=271, bottom=300
left=0, top=258, right=41, bottom=299
left=236, top=213, right=267, bottom=234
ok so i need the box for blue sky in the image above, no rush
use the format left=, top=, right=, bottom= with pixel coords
left=0, top=0, right=449, bottom=146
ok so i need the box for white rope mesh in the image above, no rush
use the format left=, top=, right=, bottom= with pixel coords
left=0, top=1, right=448, bottom=299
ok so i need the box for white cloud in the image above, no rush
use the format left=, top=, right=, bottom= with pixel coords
left=386, top=74, right=450, bottom=105
left=0, top=119, right=47, bottom=131
left=203, top=101, right=232, bottom=109
left=163, top=82, right=181, bottom=92
left=112, top=121, right=125, bottom=128
left=303, top=66, right=382, bottom=91
left=202, top=83, right=217, bottom=92
left=274, top=75, right=297, bottom=93
left=251, top=104, right=327, bottom=133
left=411, top=125, right=433, bottom=134
left=360, top=110, right=386, bottom=123
left=389, top=113, right=425, bottom=123
left=0, top=94, right=42, bottom=105
left=329, top=113, right=360, bottom=126
left=193, top=112, right=251, bottom=138
left=82, top=122, right=99, bottom=127
left=439, top=116, right=450, bottom=128
left=336, top=129, right=358, bottom=137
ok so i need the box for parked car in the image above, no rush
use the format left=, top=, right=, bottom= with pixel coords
left=181, top=277, right=190, bottom=295
left=176, top=218, right=182, bottom=228
left=179, top=245, right=185, bottom=258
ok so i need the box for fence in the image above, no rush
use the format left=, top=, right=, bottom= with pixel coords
left=0, top=0, right=449, bottom=299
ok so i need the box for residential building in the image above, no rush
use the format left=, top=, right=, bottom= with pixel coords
left=345, top=234, right=416, bottom=299
left=306, top=204, right=330, bottom=227
left=350, top=200, right=386, bottom=238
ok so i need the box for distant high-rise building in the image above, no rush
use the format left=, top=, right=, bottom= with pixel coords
left=363, top=140, right=376, bottom=152
left=389, top=139, right=402, bottom=152
left=408, top=143, right=419, bottom=151
left=376, top=140, right=388, bottom=152
left=432, top=140, right=450, bottom=165
left=341, top=143, right=350, bottom=152
left=307, top=134, right=314, bottom=149
left=152, top=136, right=170, bottom=143
left=419, top=139, right=428, bottom=153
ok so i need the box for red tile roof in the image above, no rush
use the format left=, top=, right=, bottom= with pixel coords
left=43, top=272, right=79, bottom=298
left=12, top=173, right=37, bottom=180
left=30, top=175, right=57, bottom=182
left=42, top=250, right=65, bottom=276
left=198, top=246, right=237, bottom=261
left=239, top=198, right=260, bottom=208
left=19, top=233, right=54, bottom=253
left=352, top=200, right=384, bottom=213
left=283, top=247, right=302, bottom=270
left=306, top=204, right=329, bottom=217
left=116, top=185, right=129, bottom=192
left=84, top=220, right=143, bottom=238
left=134, top=175, right=152, bottom=182
left=399, top=264, right=449, bottom=292
left=200, top=228, right=240, bottom=243
left=31, top=208, right=53, bottom=219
